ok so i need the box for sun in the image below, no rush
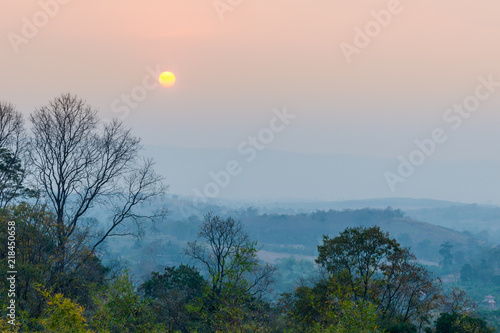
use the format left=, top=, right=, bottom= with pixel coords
left=159, top=71, right=176, bottom=88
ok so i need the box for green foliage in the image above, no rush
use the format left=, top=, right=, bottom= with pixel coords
left=141, top=265, right=207, bottom=332
left=476, top=308, right=500, bottom=331
left=279, top=282, right=329, bottom=328
left=440, top=287, right=476, bottom=315
left=281, top=280, right=383, bottom=333
left=192, top=261, right=275, bottom=332
left=185, top=214, right=276, bottom=332
left=316, top=226, right=441, bottom=325
left=0, top=203, right=59, bottom=330
left=318, top=299, right=382, bottom=333
left=142, top=264, right=205, bottom=299
left=2, top=197, right=495, bottom=332
left=91, top=272, right=164, bottom=333
left=273, top=257, right=317, bottom=298
left=336, top=301, right=382, bottom=333
left=40, top=289, right=91, bottom=333
left=435, top=312, right=496, bottom=333
left=457, top=246, right=500, bottom=287
left=0, top=203, right=109, bottom=331
left=316, top=226, right=400, bottom=280
left=384, top=322, right=418, bottom=333
left=0, top=311, right=21, bottom=332
left=278, top=226, right=457, bottom=332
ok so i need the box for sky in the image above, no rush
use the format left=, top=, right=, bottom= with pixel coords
left=2, top=0, right=500, bottom=204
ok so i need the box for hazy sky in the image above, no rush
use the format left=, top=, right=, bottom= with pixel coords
left=2, top=1, right=500, bottom=203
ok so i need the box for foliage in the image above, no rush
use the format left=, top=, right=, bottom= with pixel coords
left=316, top=226, right=441, bottom=326
left=186, top=214, right=274, bottom=297
left=141, top=265, right=207, bottom=332
left=0, top=203, right=109, bottom=331
left=0, top=204, right=57, bottom=320
left=330, top=299, right=382, bottom=333
left=476, top=308, right=500, bottom=332
left=280, top=280, right=383, bottom=333
left=435, top=312, right=496, bottom=333
left=91, top=272, right=164, bottom=333
left=384, top=322, right=418, bottom=333
left=272, top=257, right=317, bottom=298
left=185, top=213, right=276, bottom=331
left=142, top=264, right=206, bottom=299
left=440, top=287, right=476, bottom=315
left=39, top=289, right=91, bottom=333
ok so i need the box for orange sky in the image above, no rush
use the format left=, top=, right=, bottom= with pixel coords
left=1, top=0, right=500, bottom=159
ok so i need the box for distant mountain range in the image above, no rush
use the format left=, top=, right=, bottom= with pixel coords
left=162, top=194, right=500, bottom=245
left=246, top=197, right=471, bottom=212
left=144, top=145, right=500, bottom=205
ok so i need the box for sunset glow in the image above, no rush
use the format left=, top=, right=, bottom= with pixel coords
left=159, top=71, right=176, bottom=88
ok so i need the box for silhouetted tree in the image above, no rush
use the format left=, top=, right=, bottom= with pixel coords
left=0, top=102, right=31, bottom=207
left=28, top=94, right=167, bottom=275
left=186, top=214, right=275, bottom=299
left=185, top=213, right=275, bottom=330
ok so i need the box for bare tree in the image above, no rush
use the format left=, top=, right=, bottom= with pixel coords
left=0, top=101, right=24, bottom=151
left=28, top=93, right=167, bottom=272
left=185, top=213, right=275, bottom=299
left=0, top=101, right=30, bottom=207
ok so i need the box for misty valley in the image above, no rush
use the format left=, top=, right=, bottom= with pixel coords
left=3, top=0, right=500, bottom=331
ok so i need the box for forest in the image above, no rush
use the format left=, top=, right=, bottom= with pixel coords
left=1, top=95, right=499, bottom=332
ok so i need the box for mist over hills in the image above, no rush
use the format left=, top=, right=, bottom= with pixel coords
left=103, top=145, right=500, bottom=324
left=110, top=195, right=495, bottom=284
left=158, top=194, right=500, bottom=246
left=145, top=145, right=500, bottom=205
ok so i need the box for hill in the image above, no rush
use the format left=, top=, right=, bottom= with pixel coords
left=233, top=208, right=480, bottom=263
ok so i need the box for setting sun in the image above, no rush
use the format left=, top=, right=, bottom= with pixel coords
left=159, top=71, right=176, bottom=88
